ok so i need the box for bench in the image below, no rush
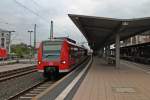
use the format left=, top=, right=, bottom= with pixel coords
left=107, top=57, right=115, bottom=64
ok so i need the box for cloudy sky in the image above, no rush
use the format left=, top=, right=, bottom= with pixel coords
left=0, top=0, right=150, bottom=47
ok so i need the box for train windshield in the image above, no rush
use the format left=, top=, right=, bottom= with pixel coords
left=42, top=41, right=62, bottom=60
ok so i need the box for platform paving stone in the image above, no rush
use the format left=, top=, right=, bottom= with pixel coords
left=73, top=57, right=150, bottom=100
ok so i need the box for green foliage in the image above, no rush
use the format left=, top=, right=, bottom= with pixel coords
left=11, top=43, right=34, bottom=58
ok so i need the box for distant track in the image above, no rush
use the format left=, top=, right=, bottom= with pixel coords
left=0, top=59, right=35, bottom=66
left=0, top=66, right=36, bottom=82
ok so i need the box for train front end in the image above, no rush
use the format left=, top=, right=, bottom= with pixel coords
left=37, top=40, right=62, bottom=78
left=37, top=39, right=70, bottom=78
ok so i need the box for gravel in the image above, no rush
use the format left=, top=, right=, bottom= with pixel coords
left=0, top=72, right=46, bottom=100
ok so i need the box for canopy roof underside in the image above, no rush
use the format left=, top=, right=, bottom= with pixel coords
left=69, top=14, right=150, bottom=50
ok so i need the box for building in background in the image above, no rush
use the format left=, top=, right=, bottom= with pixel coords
left=0, top=28, right=10, bottom=51
left=122, top=31, right=150, bottom=46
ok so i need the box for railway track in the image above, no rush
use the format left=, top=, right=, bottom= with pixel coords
left=0, top=66, right=36, bottom=82
left=7, top=80, right=55, bottom=100
left=2, top=57, right=90, bottom=100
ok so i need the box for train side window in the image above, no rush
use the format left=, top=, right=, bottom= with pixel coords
left=70, top=46, right=78, bottom=58
left=74, top=47, right=78, bottom=58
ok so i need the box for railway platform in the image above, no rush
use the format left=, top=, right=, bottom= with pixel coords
left=73, top=57, right=150, bottom=100
left=0, top=63, right=35, bottom=73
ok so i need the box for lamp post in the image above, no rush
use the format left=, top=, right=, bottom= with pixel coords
left=28, top=30, right=33, bottom=62
left=8, top=31, right=15, bottom=54
left=34, top=24, right=36, bottom=56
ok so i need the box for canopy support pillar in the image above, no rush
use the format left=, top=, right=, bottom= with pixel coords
left=115, top=32, right=120, bottom=69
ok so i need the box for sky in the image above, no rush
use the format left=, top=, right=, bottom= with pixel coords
left=0, top=0, right=150, bottom=47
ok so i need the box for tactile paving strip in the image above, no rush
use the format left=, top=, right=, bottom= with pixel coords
left=112, top=87, right=136, bottom=93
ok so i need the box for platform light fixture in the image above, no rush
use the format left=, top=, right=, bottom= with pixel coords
left=75, top=17, right=79, bottom=20
left=122, top=21, right=128, bottom=26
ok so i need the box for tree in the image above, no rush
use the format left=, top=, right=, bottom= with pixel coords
left=11, top=43, right=34, bottom=58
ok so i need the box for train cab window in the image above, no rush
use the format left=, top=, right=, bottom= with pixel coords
left=42, top=41, right=62, bottom=60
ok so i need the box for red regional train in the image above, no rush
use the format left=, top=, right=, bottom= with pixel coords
left=37, top=37, right=87, bottom=78
left=0, top=48, right=8, bottom=60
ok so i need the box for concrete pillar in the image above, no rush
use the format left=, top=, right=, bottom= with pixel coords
left=115, top=32, right=120, bottom=69
left=102, top=47, right=105, bottom=58
left=107, top=45, right=110, bottom=57
left=103, top=47, right=105, bottom=58
left=99, top=48, right=104, bottom=57
left=105, top=46, right=108, bottom=59
left=105, top=45, right=110, bottom=61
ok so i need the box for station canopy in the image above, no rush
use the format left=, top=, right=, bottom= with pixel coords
left=68, top=14, right=150, bottom=50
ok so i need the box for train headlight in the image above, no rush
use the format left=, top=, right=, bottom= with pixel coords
left=38, top=61, right=41, bottom=64
left=61, top=60, right=66, bottom=64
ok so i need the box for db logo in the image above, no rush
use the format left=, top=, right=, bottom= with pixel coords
left=49, top=62, right=53, bottom=65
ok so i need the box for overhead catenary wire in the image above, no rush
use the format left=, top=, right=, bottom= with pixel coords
left=28, top=0, right=41, bottom=12
left=13, top=0, right=69, bottom=42
left=1, top=1, right=46, bottom=28
left=13, top=0, right=49, bottom=24
left=13, top=0, right=56, bottom=38
left=25, top=0, right=64, bottom=33
left=31, top=0, right=43, bottom=10
left=31, top=0, right=52, bottom=19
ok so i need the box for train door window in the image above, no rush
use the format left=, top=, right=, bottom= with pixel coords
left=70, top=46, right=78, bottom=58
left=70, top=47, right=73, bottom=57
left=74, top=47, right=78, bottom=58
left=70, top=47, right=75, bottom=58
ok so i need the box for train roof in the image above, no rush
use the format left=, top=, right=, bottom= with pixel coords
left=54, top=37, right=76, bottom=44
left=43, top=37, right=76, bottom=44
left=67, top=40, right=86, bottom=49
left=42, top=37, right=87, bottom=49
